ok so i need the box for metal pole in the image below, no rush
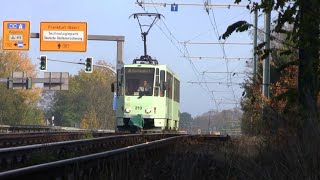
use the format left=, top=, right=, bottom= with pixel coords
left=116, top=41, right=124, bottom=69
left=143, top=32, right=147, bottom=57
left=253, top=8, right=258, bottom=82
left=263, top=9, right=271, bottom=97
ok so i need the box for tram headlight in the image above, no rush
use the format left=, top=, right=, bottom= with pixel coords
left=145, top=108, right=152, bottom=114
left=125, top=108, right=131, bottom=113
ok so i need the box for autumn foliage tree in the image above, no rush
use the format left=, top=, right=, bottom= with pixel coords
left=222, top=0, right=320, bottom=136
left=51, top=61, right=116, bottom=129
left=0, top=40, right=44, bottom=125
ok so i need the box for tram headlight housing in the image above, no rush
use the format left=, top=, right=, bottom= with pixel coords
left=145, top=108, right=152, bottom=114
left=125, top=108, right=131, bottom=113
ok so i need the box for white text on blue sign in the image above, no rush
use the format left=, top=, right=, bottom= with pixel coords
left=171, top=4, right=178, bottom=12
left=7, top=23, right=26, bottom=29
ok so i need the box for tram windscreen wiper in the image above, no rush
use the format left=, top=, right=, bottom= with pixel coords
left=138, top=91, right=144, bottom=98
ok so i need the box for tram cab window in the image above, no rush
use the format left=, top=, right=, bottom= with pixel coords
left=125, top=68, right=155, bottom=96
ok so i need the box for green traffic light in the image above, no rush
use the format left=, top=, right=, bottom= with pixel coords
left=85, top=57, right=93, bottom=73
left=40, top=55, right=47, bottom=71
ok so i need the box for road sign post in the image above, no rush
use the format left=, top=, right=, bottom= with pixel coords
left=2, top=21, right=30, bottom=50
left=40, top=22, right=87, bottom=52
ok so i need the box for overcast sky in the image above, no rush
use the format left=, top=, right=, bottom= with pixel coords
left=0, top=0, right=265, bottom=117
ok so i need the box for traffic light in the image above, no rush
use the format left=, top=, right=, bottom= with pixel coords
left=40, top=55, right=47, bottom=71
left=85, top=57, right=93, bottom=73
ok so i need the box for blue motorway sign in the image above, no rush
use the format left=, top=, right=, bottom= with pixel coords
left=7, top=23, right=26, bottom=29
left=171, top=4, right=178, bottom=12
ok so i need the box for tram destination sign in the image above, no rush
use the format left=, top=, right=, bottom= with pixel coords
left=2, top=21, right=30, bottom=50
left=40, top=22, right=87, bottom=52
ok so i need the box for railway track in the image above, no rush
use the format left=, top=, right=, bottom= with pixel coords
left=0, top=133, right=179, bottom=172
left=0, top=124, right=114, bottom=133
left=0, top=132, right=118, bottom=148
left=0, top=134, right=230, bottom=180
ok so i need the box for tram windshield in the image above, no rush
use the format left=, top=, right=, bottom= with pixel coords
left=125, top=68, right=155, bottom=96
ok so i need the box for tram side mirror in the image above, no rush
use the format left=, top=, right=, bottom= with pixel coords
left=111, top=83, right=115, bottom=92
left=160, top=81, right=166, bottom=91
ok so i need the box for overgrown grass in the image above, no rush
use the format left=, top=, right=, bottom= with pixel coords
left=144, top=127, right=320, bottom=180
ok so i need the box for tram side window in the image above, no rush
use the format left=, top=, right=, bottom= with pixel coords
left=166, top=72, right=173, bottom=99
left=177, top=80, right=180, bottom=102
left=174, top=78, right=180, bottom=102
left=160, top=70, right=165, bottom=97
left=154, top=68, right=159, bottom=96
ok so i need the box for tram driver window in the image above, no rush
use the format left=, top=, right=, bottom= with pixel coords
left=125, top=68, right=155, bottom=96
left=126, top=79, right=139, bottom=95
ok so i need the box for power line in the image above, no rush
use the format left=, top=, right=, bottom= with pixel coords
left=188, top=81, right=243, bottom=85
left=136, top=1, right=247, bottom=8
left=202, top=71, right=251, bottom=74
left=207, top=4, right=241, bottom=109
left=180, top=2, right=251, bottom=111
left=181, top=56, right=252, bottom=60
left=189, top=81, right=297, bottom=90
left=218, top=102, right=241, bottom=104
left=136, top=0, right=245, bottom=112
left=180, top=41, right=253, bottom=45
left=184, top=28, right=214, bottom=42
left=138, top=0, right=220, bottom=110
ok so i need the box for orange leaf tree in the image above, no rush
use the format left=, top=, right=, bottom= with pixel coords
left=0, top=39, right=44, bottom=125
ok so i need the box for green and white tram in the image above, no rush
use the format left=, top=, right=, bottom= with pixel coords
left=111, top=12, right=180, bottom=132
left=113, top=60, right=180, bottom=132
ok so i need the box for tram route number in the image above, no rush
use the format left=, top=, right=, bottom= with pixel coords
left=135, top=106, right=142, bottom=110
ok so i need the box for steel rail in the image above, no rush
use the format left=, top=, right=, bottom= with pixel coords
left=0, top=133, right=178, bottom=172
left=0, top=135, right=188, bottom=180
left=0, top=132, right=117, bottom=148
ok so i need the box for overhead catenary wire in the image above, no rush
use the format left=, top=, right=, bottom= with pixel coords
left=180, top=42, right=253, bottom=45
left=140, top=1, right=297, bottom=49
left=136, top=1, right=247, bottom=8
left=136, top=0, right=254, bottom=112
left=203, top=0, right=241, bottom=109
left=148, top=0, right=222, bottom=111
left=202, top=71, right=251, bottom=74
left=188, top=81, right=297, bottom=90
left=182, top=1, right=249, bottom=110
left=181, top=56, right=252, bottom=60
